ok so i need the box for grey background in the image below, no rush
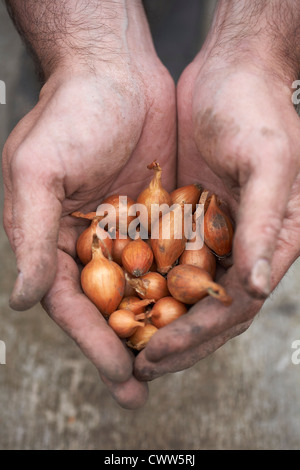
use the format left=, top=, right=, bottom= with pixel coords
left=1, top=0, right=300, bottom=450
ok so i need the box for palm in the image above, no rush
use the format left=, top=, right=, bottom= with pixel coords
left=134, top=60, right=300, bottom=382
left=178, top=61, right=300, bottom=266
left=3, top=66, right=176, bottom=407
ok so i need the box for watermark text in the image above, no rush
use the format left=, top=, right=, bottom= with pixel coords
left=0, top=340, right=6, bottom=365
left=0, top=80, right=6, bottom=104
left=292, top=80, right=300, bottom=105
left=291, top=340, right=300, bottom=365
left=95, top=197, right=204, bottom=250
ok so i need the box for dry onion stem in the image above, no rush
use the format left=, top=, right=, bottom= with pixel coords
left=137, top=160, right=171, bottom=233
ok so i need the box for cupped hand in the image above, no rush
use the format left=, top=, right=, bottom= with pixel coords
left=2, top=58, right=176, bottom=408
left=135, top=55, right=300, bottom=381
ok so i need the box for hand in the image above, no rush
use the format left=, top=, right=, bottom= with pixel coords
left=2, top=44, right=176, bottom=407
left=135, top=46, right=300, bottom=381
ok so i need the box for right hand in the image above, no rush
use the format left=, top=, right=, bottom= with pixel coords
left=2, top=44, right=176, bottom=409
left=134, top=42, right=300, bottom=383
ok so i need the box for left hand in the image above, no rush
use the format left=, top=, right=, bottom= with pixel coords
left=3, top=61, right=176, bottom=408
left=135, top=51, right=300, bottom=381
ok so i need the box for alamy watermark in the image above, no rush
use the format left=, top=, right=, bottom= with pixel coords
left=291, top=340, right=300, bottom=365
left=292, top=80, right=300, bottom=105
left=0, top=340, right=6, bottom=365
left=94, top=197, right=205, bottom=250
left=0, top=80, right=6, bottom=104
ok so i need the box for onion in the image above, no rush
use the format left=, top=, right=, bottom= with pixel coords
left=123, top=270, right=137, bottom=297
left=118, top=296, right=155, bottom=314
left=171, top=184, right=202, bottom=213
left=179, top=243, right=216, bottom=279
left=127, top=324, right=158, bottom=351
left=108, top=309, right=145, bottom=338
left=204, top=194, right=234, bottom=256
left=112, top=231, right=131, bottom=265
left=167, top=264, right=232, bottom=305
left=81, top=235, right=125, bottom=317
left=122, top=238, right=153, bottom=277
left=151, top=203, right=186, bottom=274
left=137, top=161, right=171, bottom=233
left=71, top=214, right=112, bottom=265
left=150, top=296, right=187, bottom=328
left=99, top=194, right=136, bottom=234
left=75, top=162, right=236, bottom=353
left=128, top=272, right=169, bottom=301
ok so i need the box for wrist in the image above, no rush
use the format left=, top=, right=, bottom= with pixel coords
left=7, top=0, right=159, bottom=80
left=195, top=0, right=300, bottom=84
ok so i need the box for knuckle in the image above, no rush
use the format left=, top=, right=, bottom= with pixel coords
left=260, top=215, right=282, bottom=239
left=266, top=133, right=292, bottom=167
left=12, top=227, right=25, bottom=251
left=11, top=142, right=63, bottom=190
left=3, top=212, right=13, bottom=239
left=11, top=145, right=36, bottom=177
left=253, top=130, right=292, bottom=168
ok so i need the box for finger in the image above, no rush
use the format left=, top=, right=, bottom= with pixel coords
left=2, top=179, right=13, bottom=243
left=135, top=320, right=252, bottom=381
left=144, top=232, right=296, bottom=364
left=100, top=373, right=149, bottom=410
left=42, top=250, right=133, bottom=383
left=234, top=150, right=295, bottom=299
left=144, top=266, right=262, bottom=363
left=2, top=122, right=35, bottom=245
left=9, top=146, right=64, bottom=310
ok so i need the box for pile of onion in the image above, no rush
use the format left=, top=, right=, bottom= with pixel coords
left=72, top=161, right=234, bottom=352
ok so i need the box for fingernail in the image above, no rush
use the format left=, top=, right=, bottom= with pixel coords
left=251, top=259, right=271, bottom=297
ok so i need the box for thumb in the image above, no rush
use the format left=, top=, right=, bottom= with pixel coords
left=9, top=149, right=63, bottom=311
left=234, top=161, right=294, bottom=298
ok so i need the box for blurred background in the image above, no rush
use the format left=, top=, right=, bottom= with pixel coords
left=1, top=0, right=300, bottom=450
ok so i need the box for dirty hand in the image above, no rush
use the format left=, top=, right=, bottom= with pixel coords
left=2, top=0, right=176, bottom=408
left=135, top=0, right=300, bottom=381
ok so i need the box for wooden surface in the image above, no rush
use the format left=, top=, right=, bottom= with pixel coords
left=0, top=0, right=300, bottom=450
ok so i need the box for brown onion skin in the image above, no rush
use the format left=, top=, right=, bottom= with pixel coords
left=81, top=244, right=125, bottom=317
left=112, top=232, right=131, bottom=265
left=149, top=259, right=158, bottom=272
left=179, top=243, right=216, bottom=279
left=122, top=270, right=137, bottom=297
left=119, top=296, right=148, bottom=315
left=151, top=297, right=187, bottom=328
left=76, top=220, right=112, bottom=265
left=171, top=184, right=202, bottom=213
left=108, top=309, right=144, bottom=339
left=137, top=161, right=171, bottom=233
left=127, top=324, right=158, bottom=351
left=130, top=272, right=169, bottom=301
left=144, top=242, right=159, bottom=272
left=151, top=204, right=186, bottom=274
left=122, top=238, right=153, bottom=277
left=167, top=264, right=232, bottom=305
left=100, top=194, right=136, bottom=234
left=204, top=194, right=234, bottom=256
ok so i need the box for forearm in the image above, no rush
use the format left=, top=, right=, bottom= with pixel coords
left=5, top=0, right=154, bottom=79
left=203, top=0, right=300, bottom=82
